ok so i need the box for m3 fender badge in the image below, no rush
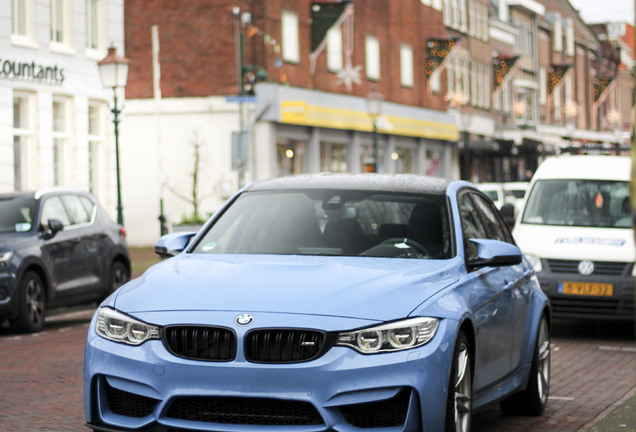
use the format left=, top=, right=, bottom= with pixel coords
left=236, top=313, right=254, bottom=326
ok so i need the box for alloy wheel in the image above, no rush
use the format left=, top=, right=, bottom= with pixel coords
left=453, top=342, right=472, bottom=432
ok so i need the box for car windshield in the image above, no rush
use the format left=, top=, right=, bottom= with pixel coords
left=0, top=198, right=36, bottom=234
left=522, top=179, right=631, bottom=228
left=192, top=190, right=452, bottom=259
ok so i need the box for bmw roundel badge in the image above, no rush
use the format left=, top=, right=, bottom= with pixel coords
left=236, top=313, right=254, bottom=326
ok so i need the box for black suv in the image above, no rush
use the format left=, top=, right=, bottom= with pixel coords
left=0, top=189, right=130, bottom=332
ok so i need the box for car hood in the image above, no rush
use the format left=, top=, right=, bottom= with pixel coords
left=514, top=224, right=636, bottom=261
left=0, top=232, right=37, bottom=252
left=114, top=253, right=459, bottom=321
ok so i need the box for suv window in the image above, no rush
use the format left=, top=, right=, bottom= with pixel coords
left=40, top=196, right=71, bottom=228
left=62, top=195, right=92, bottom=225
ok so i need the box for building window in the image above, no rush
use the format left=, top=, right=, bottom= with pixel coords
left=400, top=44, right=414, bottom=87
left=468, top=1, right=475, bottom=36
left=459, top=0, right=467, bottom=32
left=282, top=11, right=300, bottom=64
left=327, top=27, right=343, bottom=72
left=361, top=143, right=384, bottom=173
left=52, top=97, right=72, bottom=186
left=320, top=142, right=348, bottom=172
left=430, top=69, right=441, bottom=94
left=276, top=138, right=307, bottom=177
left=564, top=18, right=574, bottom=56
left=13, top=92, right=35, bottom=190
left=393, top=146, right=415, bottom=174
left=539, top=67, right=547, bottom=106
left=12, top=0, right=36, bottom=46
left=425, top=147, right=444, bottom=177
left=481, top=3, right=489, bottom=41
left=86, top=0, right=104, bottom=52
left=553, top=85, right=561, bottom=120
left=88, top=102, right=106, bottom=196
left=443, top=0, right=451, bottom=26
left=553, top=14, right=562, bottom=52
left=365, top=35, right=380, bottom=80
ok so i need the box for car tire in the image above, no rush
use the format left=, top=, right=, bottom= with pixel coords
left=10, top=270, right=46, bottom=333
left=500, top=315, right=550, bottom=416
left=105, top=261, right=130, bottom=300
left=445, top=331, right=472, bottom=432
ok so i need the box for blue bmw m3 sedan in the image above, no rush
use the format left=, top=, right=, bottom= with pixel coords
left=84, top=174, right=550, bottom=432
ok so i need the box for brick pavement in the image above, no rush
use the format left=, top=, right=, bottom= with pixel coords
left=1, top=248, right=634, bottom=431
left=473, top=322, right=636, bottom=431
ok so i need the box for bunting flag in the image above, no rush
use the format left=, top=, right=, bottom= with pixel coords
left=492, top=55, right=519, bottom=91
left=309, top=1, right=353, bottom=74
left=425, top=38, right=458, bottom=78
left=593, top=76, right=614, bottom=106
left=244, top=23, right=287, bottom=84
left=548, top=64, right=570, bottom=94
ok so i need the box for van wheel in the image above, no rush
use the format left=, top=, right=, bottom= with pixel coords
left=11, top=271, right=46, bottom=333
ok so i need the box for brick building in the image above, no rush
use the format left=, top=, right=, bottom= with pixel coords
left=118, top=0, right=631, bottom=244
left=121, top=0, right=463, bottom=244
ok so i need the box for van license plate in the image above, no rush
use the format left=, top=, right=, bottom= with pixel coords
left=558, top=282, right=613, bottom=297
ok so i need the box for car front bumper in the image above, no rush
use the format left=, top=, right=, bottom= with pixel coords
left=537, top=259, right=635, bottom=320
left=84, top=312, right=457, bottom=432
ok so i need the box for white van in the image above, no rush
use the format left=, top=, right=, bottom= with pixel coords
left=512, top=155, right=634, bottom=320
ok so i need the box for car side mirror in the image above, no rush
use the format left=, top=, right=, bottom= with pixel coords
left=155, top=232, right=197, bottom=258
left=467, top=238, right=522, bottom=271
left=47, top=219, right=64, bottom=237
left=500, top=203, right=516, bottom=228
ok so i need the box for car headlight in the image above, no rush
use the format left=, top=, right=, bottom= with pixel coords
left=0, top=251, right=13, bottom=267
left=336, top=317, right=439, bottom=354
left=95, top=307, right=160, bottom=346
left=525, top=254, right=543, bottom=273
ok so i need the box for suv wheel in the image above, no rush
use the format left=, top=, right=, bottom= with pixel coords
left=11, top=271, right=46, bottom=333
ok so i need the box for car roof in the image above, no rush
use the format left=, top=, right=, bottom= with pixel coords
left=0, top=188, right=95, bottom=201
left=532, top=155, right=630, bottom=182
left=245, top=173, right=452, bottom=195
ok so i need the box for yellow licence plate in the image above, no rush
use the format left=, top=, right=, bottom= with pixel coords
left=559, top=282, right=613, bottom=297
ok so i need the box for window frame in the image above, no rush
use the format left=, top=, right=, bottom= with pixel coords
left=400, top=43, right=414, bottom=88
left=365, top=35, right=381, bottom=81
left=11, top=0, right=38, bottom=48
left=281, top=10, right=300, bottom=64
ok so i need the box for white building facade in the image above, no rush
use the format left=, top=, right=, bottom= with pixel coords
left=1, top=0, right=125, bottom=221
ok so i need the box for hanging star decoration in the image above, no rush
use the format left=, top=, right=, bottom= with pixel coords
left=337, top=58, right=362, bottom=92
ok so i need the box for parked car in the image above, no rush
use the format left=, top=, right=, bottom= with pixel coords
left=0, top=189, right=130, bottom=332
left=84, top=174, right=550, bottom=432
left=476, top=183, right=515, bottom=209
left=477, top=182, right=528, bottom=212
left=513, top=155, right=634, bottom=321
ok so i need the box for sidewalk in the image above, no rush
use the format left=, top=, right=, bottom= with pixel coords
left=588, top=389, right=636, bottom=432
left=130, top=246, right=162, bottom=278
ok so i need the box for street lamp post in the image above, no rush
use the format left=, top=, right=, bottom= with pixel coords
left=366, top=90, right=383, bottom=173
left=98, top=47, right=130, bottom=226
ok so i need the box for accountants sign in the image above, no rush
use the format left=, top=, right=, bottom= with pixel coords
left=0, top=57, right=65, bottom=84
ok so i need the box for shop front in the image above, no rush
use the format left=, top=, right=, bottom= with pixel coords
left=252, top=83, right=460, bottom=180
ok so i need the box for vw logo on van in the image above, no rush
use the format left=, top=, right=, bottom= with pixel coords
left=235, top=314, right=254, bottom=326
left=578, top=261, right=595, bottom=276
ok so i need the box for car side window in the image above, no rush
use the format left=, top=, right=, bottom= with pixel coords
left=40, top=196, right=71, bottom=229
left=458, top=192, right=487, bottom=260
left=80, top=196, right=96, bottom=220
left=62, top=195, right=92, bottom=225
left=472, top=194, right=513, bottom=243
